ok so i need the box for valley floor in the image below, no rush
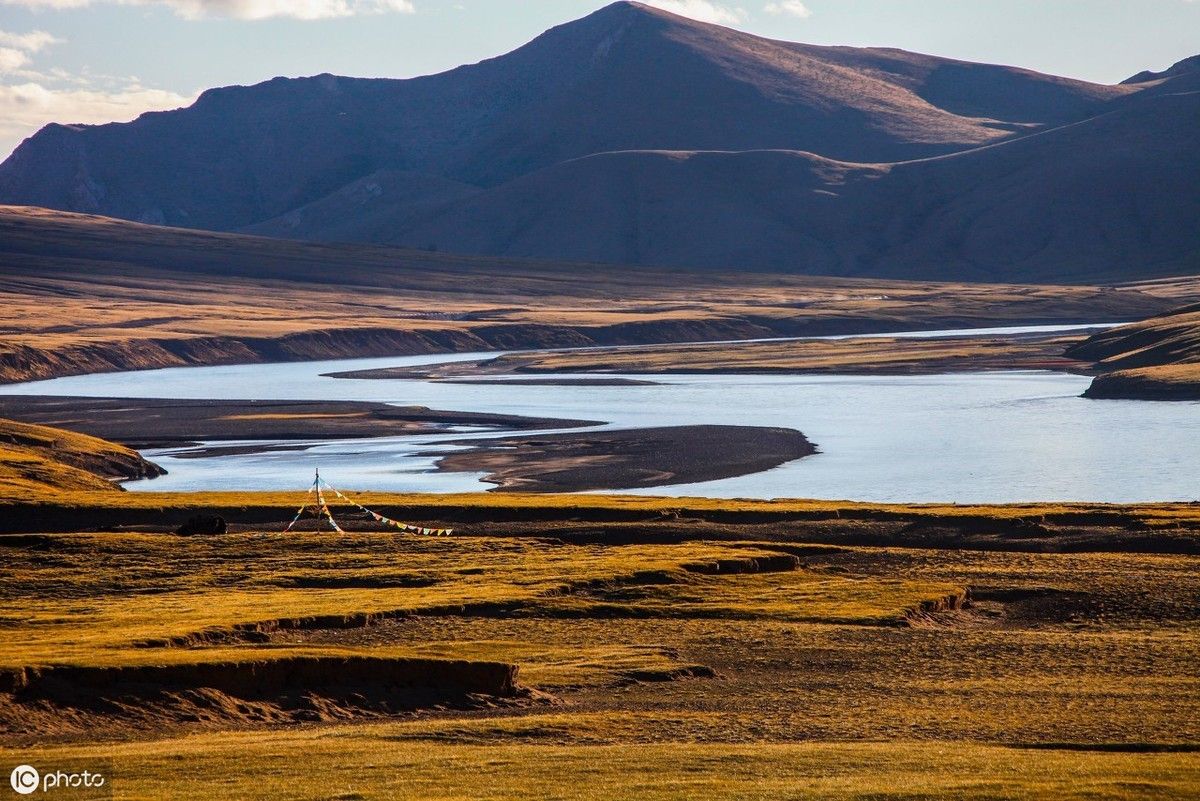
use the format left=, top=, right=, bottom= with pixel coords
left=5, top=206, right=1199, bottom=386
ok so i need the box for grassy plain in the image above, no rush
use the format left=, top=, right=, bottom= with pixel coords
left=2, top=506, right=1198, bottom=798
left=9, top=734, right=1198, bottom=800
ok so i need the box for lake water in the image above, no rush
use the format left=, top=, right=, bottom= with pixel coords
left=2, top=325, right=1197, bottom=503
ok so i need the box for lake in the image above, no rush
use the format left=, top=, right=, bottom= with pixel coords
left=2, top=325, right=1196, bottom=503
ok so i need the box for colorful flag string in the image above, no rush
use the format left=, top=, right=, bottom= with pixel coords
left=282, top=470, right=453, bottom=536
left=319, top=477, right=453, bottom=536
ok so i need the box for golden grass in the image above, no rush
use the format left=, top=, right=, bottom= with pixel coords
left=0, top=418, right=151, bottom=494
left=4, top=728, right=1197, bottom=800
left=0, top=533, right=963, bottom=670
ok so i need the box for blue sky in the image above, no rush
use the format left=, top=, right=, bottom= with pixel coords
left=1, top=0, right=1197, bottom=159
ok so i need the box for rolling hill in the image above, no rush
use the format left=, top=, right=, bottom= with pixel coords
left=0, top=2, right=1195, bottom=282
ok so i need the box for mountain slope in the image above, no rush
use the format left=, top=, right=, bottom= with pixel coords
left=354, top=87, right=1200, bottom=282
left=0, top=2, right=1127, bottom=234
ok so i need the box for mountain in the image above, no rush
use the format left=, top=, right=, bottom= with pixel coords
left=1122, top=54, right=1200, bottom=85
left=0, top=3, right=1127, bottom=226
left=373, top=85, right=1198, bottom=282
left=0, top=2, right=1194, bottom=283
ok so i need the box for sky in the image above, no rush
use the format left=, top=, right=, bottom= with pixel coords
left=0, top=0, right=1197, bottom=159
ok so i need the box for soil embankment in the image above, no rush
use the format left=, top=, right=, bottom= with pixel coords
left=3, top=494, right=1198, bottom=554
left=431, top=425, right=817, bottom=492
left=0, top=655, right=526, bottom=737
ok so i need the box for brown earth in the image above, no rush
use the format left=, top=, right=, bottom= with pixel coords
left=430, top=425, right=818, bottom=492
left=0, top=655, right=530, bottom=736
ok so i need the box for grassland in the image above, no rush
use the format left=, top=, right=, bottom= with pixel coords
left=1, top=502, right=1198, bottom=798
left=3, top=206, right=1198, bottom=385
left=8, top=734, right=1198, bottom=800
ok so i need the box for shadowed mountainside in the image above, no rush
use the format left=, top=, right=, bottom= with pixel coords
left=4, top=3, right=1192, bottom=282
left=0, top=2, right=1126, bottom=230
left=355, top=85, right=1200, bottom=282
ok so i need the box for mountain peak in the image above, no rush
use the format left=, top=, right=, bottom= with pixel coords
left=1122, top=54, right=1200, bottom=84
left=0, top=2, right=1151, bottom=252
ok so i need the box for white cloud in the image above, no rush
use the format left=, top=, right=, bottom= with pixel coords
left=643, top=0, right=746, bottom=25
left=0, top=27, right=62, bottom=74
left=0, top=0, right=91, bottom=7
left=0, top=48, right=31, bottom=74
left=0, top=0, right=415, bottom=20
left=0, top=29, right=63, bottom=51
left=0, top=80, right=195, bottom=158
left=764, top=0, right=810, bottom=18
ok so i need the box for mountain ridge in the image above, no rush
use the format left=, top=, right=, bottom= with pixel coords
left=0, top=1, right=1194, bottom=283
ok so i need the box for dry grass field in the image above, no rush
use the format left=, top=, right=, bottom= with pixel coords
left=4, top=207, right=1199, bottom=384
left=2, top=501, right=1198, bottom=799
